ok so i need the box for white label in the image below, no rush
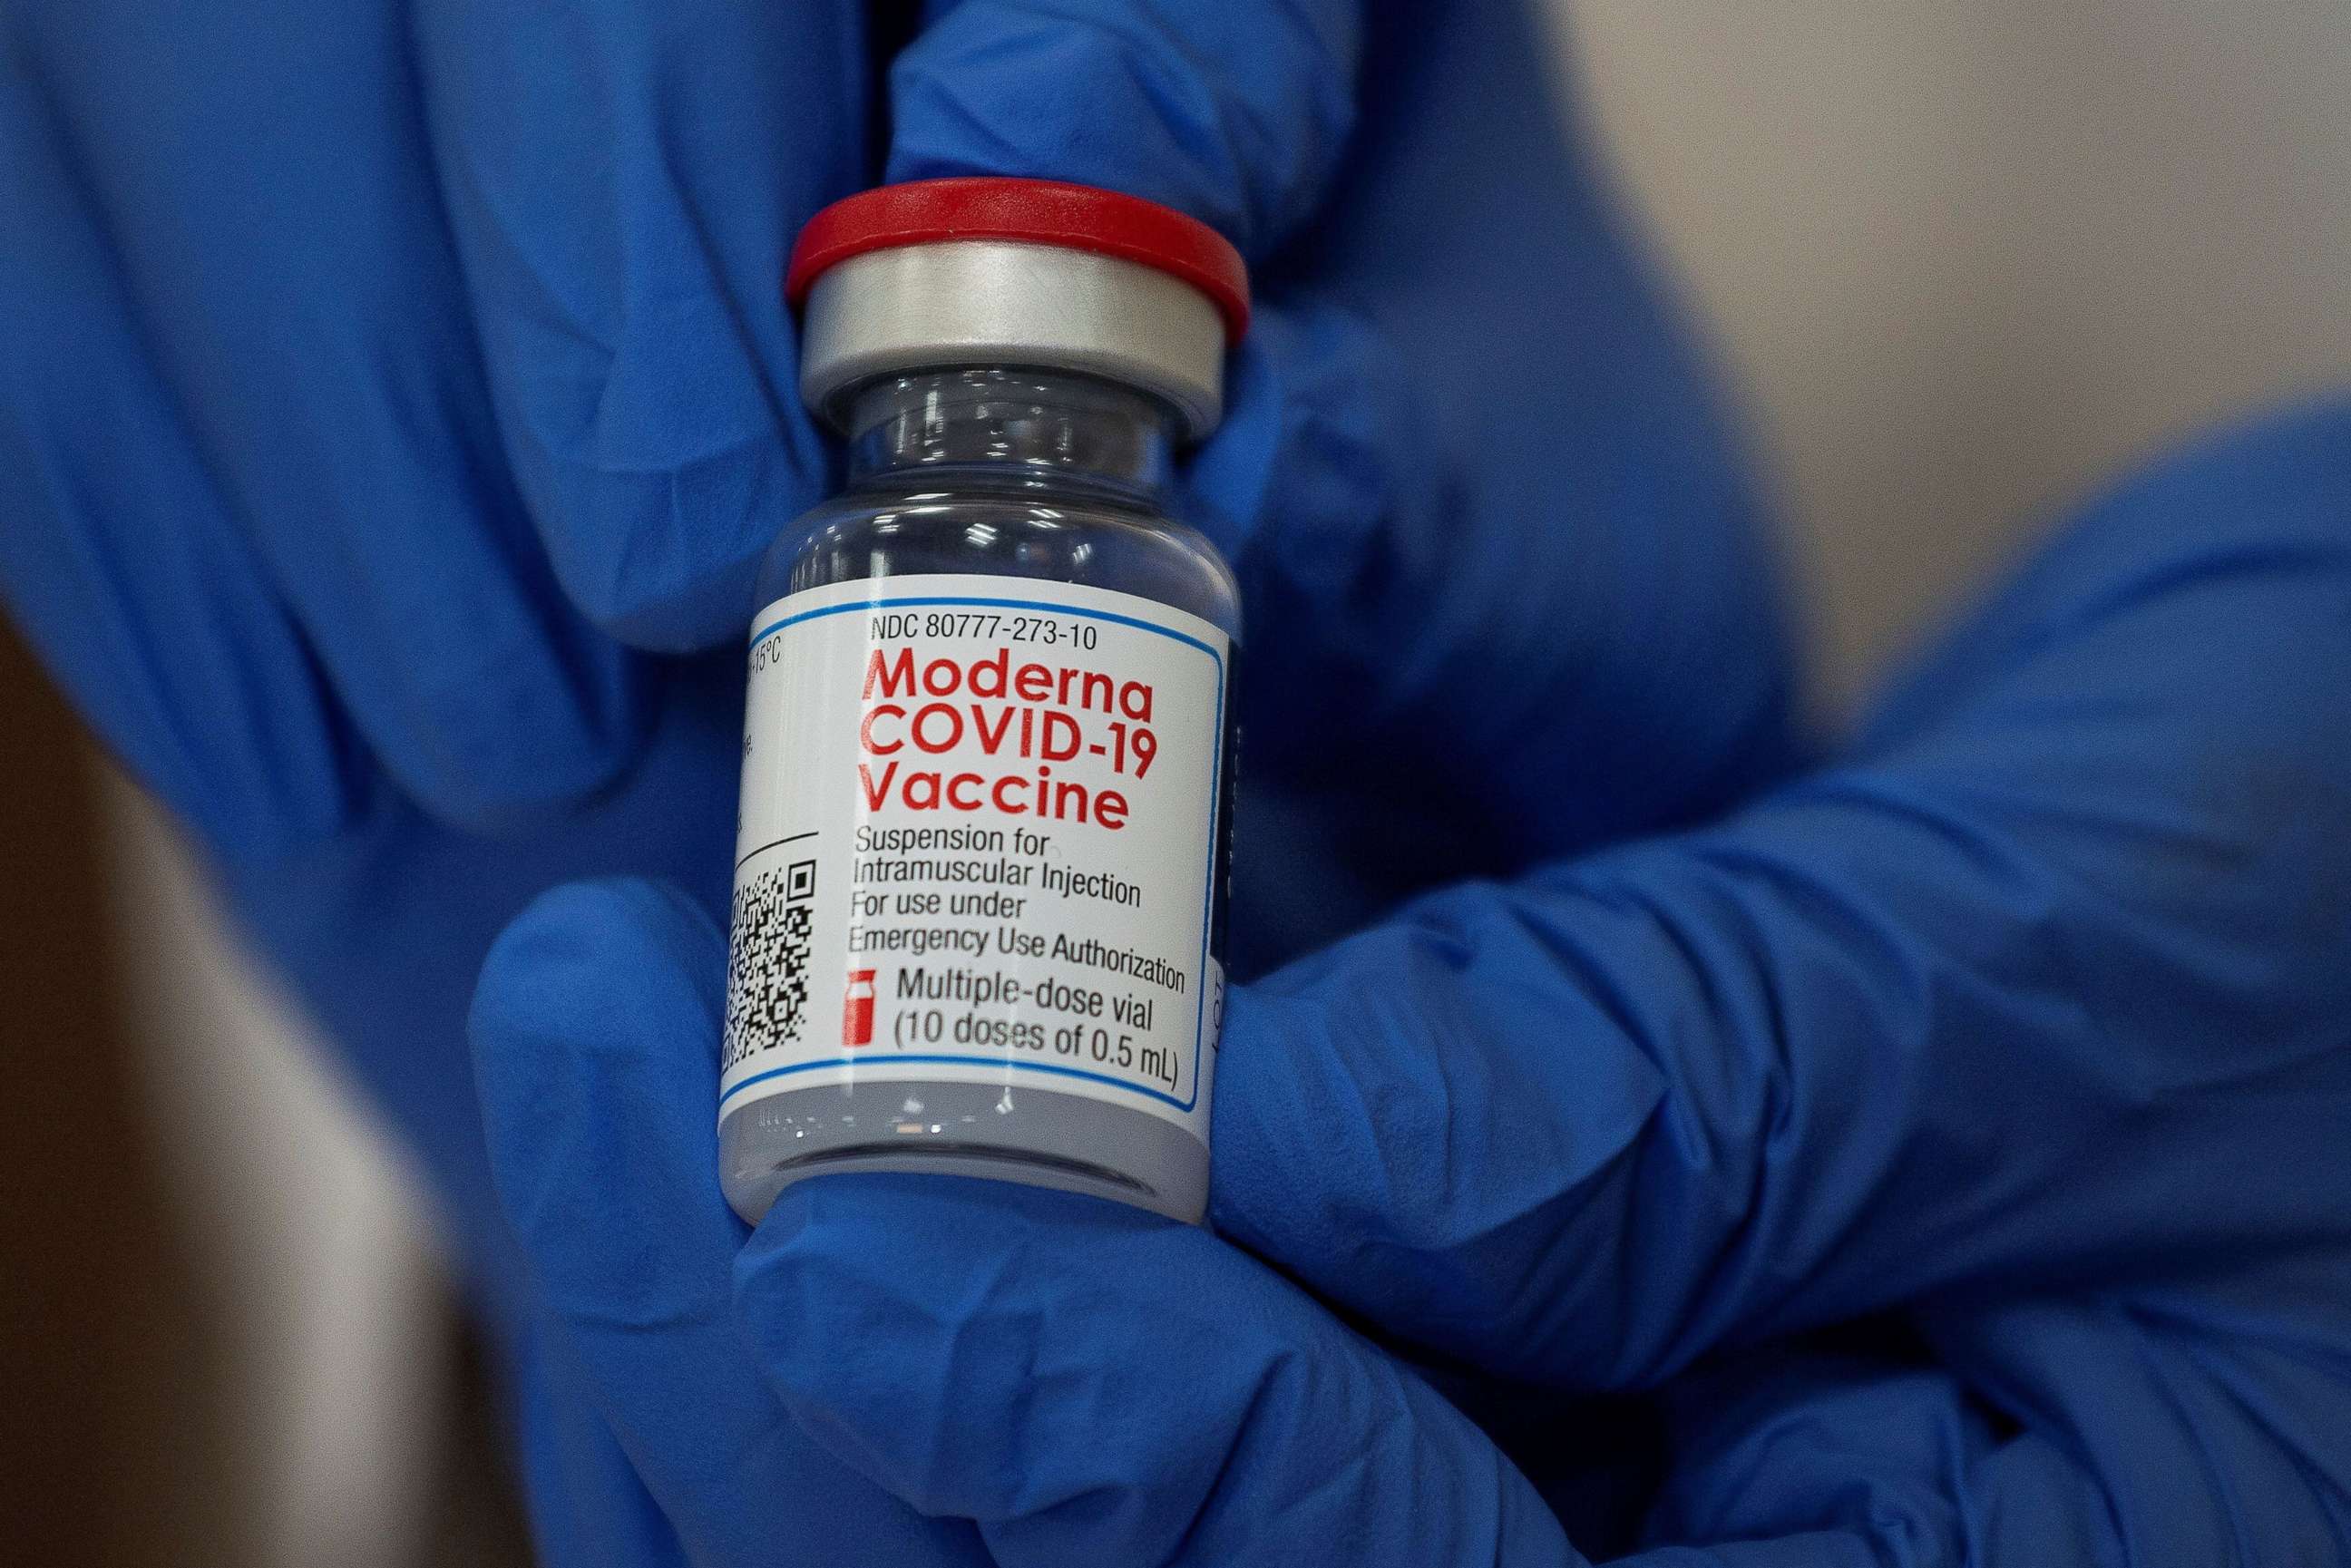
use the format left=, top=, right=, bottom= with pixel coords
left=722, top=574, right=1231, bottom=1145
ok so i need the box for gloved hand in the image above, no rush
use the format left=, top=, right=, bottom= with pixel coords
left=0, top=0, right=1786, bottom=879
left=472, top=402, right=2351, bottom=1563
left=1, top=0, right=1794, bottom=1559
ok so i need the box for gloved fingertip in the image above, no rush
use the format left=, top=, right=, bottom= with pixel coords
left=469, top=876, right=728, bottom=1250
left=473, top=873, right=721, bottom=1025
left=388, top=625, right=656, bottom=836
left=471, top=875, right=725, bottom=1087
left=529, top=430, right=829, bottom=654
left=1205, top=902, right=1673, bottom=1387
left=412, top=0, right=847, bottom=655
left=885, top=1, right=1361, bottom=258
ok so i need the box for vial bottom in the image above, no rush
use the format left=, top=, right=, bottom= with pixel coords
left=720, top=1079, right=1209, bottom=1226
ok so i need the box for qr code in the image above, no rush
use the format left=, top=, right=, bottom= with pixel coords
left=723, top=859, right=816, bottom=1070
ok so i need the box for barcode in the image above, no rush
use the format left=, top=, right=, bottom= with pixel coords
left=723, top=860, right=816, bottom=1070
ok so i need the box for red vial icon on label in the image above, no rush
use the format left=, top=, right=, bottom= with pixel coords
left=843, top=969, right=877, bottom=1047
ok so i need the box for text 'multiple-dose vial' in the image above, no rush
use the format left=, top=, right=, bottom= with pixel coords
left=719, top=179, right=1246, bottom=1225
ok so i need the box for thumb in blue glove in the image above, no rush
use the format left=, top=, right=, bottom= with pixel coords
left=471, top=877, right=1584, bottom=1566
left=470, top=879, right=993, bottom=1568
left=1207, top=401, right=2351, bottom=1398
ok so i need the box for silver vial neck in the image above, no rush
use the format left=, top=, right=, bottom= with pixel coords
left=801, top=239, right=1228, bottom=440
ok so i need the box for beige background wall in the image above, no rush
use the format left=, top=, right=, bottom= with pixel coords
left=1564, top=0, right=2351, bottom=703
left=84, top=5, right=2351, bottom=1561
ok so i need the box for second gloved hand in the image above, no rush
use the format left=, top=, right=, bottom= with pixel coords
left=472, top=881, right=1580, bottom=1566
left=473, top=403, right=2351, bottom=1563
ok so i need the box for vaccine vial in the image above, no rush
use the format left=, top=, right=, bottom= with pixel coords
left=719, top=180, right=1246, bottom=1225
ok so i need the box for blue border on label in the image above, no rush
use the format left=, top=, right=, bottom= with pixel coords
left=721, top=591, right=1225, bottom=1117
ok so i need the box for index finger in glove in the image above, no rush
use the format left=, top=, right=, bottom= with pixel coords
left=888, top=0, right=1361, bottom=260
left=1210, top=402, right=2351, bottom=1391
left=410, top=0, right=1362, bottom=656
left=1021, top=1, right=1795, bottom=953
left=906, top=0, right=1796, bottom=864
left=8, top=3, right=645, bottom=840
left=409, top=0, right=863, bottom=650
left=0, top=72, right=352, bottom=857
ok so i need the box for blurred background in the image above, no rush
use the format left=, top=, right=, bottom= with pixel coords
left=6, top=3, right=2348, bottom=1562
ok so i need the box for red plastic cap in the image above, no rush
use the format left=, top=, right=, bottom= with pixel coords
left=786, top=178, right=1250, bottom=340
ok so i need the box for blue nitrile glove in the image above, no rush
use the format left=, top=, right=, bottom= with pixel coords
left=473, top=402, right=2351, bottom=1563
left=1, top=0, right=1793, bottom=1558
left=0, top=0, right=1785, bottom=882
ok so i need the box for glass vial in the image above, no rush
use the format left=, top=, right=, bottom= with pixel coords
left=719, top=180, right=1248, bottom=1225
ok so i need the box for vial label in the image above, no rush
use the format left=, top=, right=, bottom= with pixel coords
left=723, top=574, right=1231, bottom=1146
